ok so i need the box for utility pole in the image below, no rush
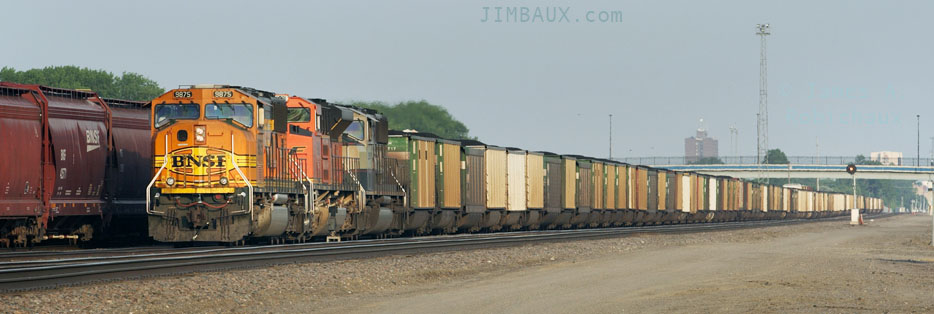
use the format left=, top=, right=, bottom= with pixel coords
left=851, top=171, right=858, bottom=224
left=608, top=114, right=613, bottom=160
left=847, top=163, right=858, bottom=225
left=756, top=24, right=770, bottom=165
left=729, top=126, right=738, bottom=157
left=756, top=113, right=760, bottom=162
left=853, top=173, right=856, bottom=208
left=929, top=136, right=934, bottom=166
left=917, top=114, right=920, bottom=167
left=928, top=137, right=933, bottom=246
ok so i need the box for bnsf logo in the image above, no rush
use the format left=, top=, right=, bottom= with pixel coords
left=171, top=155, right=228, bottom=168
left=85, top=130, right=101, bottom=152
left=85, top=130, right=100, bottom=145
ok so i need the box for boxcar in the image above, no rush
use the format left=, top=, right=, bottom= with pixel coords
left=570, top=157, right=593, bottom=227
left=616, top=163, right=634, bottom=225
left=388, top=132, right=436, bottom=210
left=589, top=159, right=606, bottom=226
left=538, top=153, right=564, bottom=228
left=503, top=148, right=526, bottom=228
left=478, top=144, right=507, bottom=230
left=455, top=140, right=487, bottom=232
left=524, top=151, right=545, bottom=228
left=436, top=138, right=462, bottom=209
left=432, top=137, right=461, bottom=231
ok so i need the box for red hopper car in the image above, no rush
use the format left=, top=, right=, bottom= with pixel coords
left=0, top=83, right=149, bottom=246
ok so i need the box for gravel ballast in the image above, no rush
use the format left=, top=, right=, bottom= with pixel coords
left=2, top=215, right=930, bottom=313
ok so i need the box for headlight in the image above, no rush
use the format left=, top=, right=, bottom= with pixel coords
left=195, top=125, right=206, bottom=144
left=219, top=177, right=228, bottom=185
left=165, top=177, right=175, bottom=186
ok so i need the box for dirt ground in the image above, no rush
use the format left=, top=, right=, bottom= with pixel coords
left=3, top=215, right=933, bottom=313
left=304, top=215, right=934, bottom=314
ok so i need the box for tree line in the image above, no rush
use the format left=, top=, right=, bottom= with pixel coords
left=0, top=66, right=164, bottom=101
left=0, top=65, right=476, bottom=140
left=352, top=100, right=474, bottom=140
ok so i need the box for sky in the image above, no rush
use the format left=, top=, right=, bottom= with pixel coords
left=2, top=0, right=932, bottom=159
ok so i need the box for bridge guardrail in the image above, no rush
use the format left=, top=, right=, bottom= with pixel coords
left=615, top=156, right=934, bottom=167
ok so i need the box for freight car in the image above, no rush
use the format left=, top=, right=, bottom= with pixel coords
left=0, top=83, right=150, bottom=247
left=145, top=85, right=884, bottom=244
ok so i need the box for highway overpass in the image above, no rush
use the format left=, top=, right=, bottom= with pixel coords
left=615, top=156, right=934, bottom=181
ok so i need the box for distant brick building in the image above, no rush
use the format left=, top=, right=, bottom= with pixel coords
left=685, top=121, right=718, bottom=163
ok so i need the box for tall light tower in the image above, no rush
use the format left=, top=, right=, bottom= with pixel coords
left=756, top=23, right=770, bottom=165
left=729, top=126, right=738, bottom=157
left=608, top=114, right=613, bottom=159
left=816, top=137, right=820, bottom=191
left=929, top=137, right=933, bottom=165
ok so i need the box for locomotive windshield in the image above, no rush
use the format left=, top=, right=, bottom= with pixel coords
left=205, top=103, right=253, bottom=128
left=343, top=120, right=365, bottom=142
left=154, top=103, right=200, bottom=128
left=288, top=107, right=311, bottom=122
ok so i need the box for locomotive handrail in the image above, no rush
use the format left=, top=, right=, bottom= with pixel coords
left=343, top=164, right=366, bottom=211
left=288, top=154, right=315, bottom=189
left=230, top=135, right=253, bottom=220
left=145, top=134, right=169, bottom=215
left=288, top=155, right=314, bottom=215
left=389, top=169, right=407, bottom=208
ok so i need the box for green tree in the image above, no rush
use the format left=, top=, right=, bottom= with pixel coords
left=690, top=157, right=724, bottom=165
left=352, top=100, right=474, bottom=140
left=0, top=66, right=164, bottom=101
left=112, top=72, right=164, bottom=102
left=785, top=176, right=919, bottom=209
left=854, top=154, right=882, bottom=165
left=764, top=148, right=789, bottom=164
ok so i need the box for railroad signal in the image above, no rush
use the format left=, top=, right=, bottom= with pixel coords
left=846, top=163, right=857, bottom=175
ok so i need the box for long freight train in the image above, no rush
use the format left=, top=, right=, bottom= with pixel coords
left=145, top=85, right=883, bottom=244
left=0, top=83, right=150, bottom=247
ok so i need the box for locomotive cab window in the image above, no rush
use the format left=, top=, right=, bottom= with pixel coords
left=288, top=108, right=311, bottom=123
left=343, top=120, right=366, bottom=142
left=154, top=103, right=200, bottom=128
left=205, top=102, right=253, bottom=128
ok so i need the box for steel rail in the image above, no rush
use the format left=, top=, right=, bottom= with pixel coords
left=0, top=245, right=175, bottom=261
left=0, top=213, right=892, bottom=266
left=0, top=216, right=833, bottom=264
left=0, top=214, right=894, bottom=292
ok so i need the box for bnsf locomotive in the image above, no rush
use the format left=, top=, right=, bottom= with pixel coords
left=145, top=85, right=883, bottom=244
left=146, top=85, right=406, bottom=243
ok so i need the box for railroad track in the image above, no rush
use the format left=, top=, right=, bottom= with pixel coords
left=0, top=245, right=176, bottom=262
left=0, top=214, right=894, bottom=293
